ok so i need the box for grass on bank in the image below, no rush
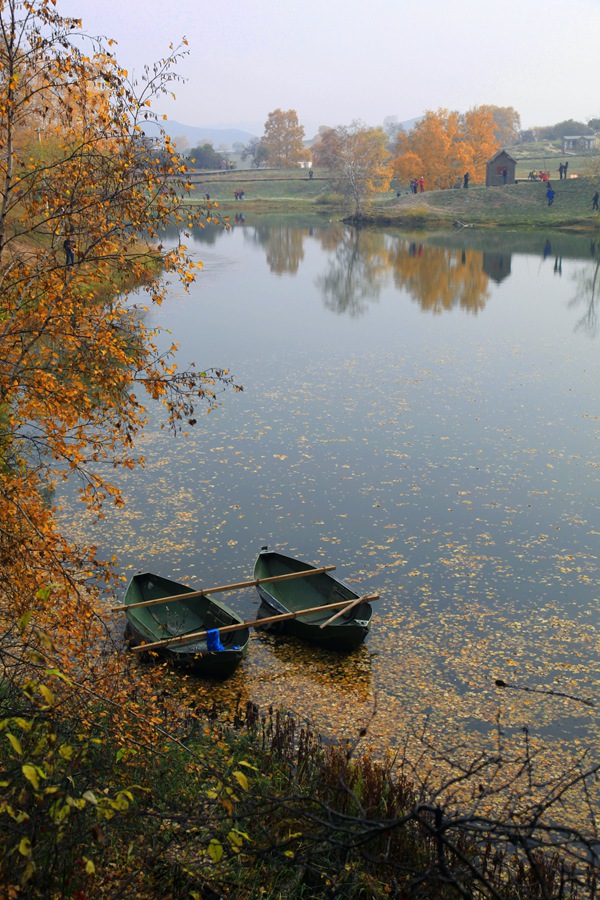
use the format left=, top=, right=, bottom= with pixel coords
left=371, top=175, right=600, bottom=228
left=182, top=161, right=600, bottom=229
left=186, top=169, right=338, bottom=214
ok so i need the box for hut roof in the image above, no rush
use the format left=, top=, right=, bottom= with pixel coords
left=487, top=150, right=517, bottom=165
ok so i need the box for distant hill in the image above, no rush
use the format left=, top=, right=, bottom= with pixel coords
left=140, top=119, right=259, bottom=149
left=140, top=116, right=422, bottom=149
left=382, top=115, right=421, bottom=136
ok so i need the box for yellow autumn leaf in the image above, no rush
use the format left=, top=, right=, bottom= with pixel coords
left=208, top=839, right=223, bottom=862
left=18, top=611, right=32, bottom=633
left=38, top=685, right=55, bottom=706
left=228, top=830, right=243, bottom=849
left=6, top=733, right=22, bottom=756
left=22, top=765, right=40, bottom=789
left=18, top=837, right=32, bottom=858
left=12, top=718, right=31, bottom=732
left=232, top=770, right=249, bottom=791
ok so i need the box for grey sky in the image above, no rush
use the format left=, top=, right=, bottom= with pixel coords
left=60, top=0, right=600, bottom=137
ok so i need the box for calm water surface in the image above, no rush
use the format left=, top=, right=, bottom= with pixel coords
left=59, top=221, right=600, bottom=763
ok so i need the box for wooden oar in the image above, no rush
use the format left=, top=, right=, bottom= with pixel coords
left=319, top=593, right=370, bottom=629
left=111, top=566, right=337, bottom=612
left=130, top=593, right=379, bottom=653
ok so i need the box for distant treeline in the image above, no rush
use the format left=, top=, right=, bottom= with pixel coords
left=520, top=118, right=599, bottom=142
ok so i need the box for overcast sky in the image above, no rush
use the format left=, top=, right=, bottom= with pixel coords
left=59, top=0, right=600, bottom=137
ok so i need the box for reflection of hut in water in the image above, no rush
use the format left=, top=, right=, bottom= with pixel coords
left=482, top=251, right=512, bottom=284
left=486, top=150, right=517, bottom=186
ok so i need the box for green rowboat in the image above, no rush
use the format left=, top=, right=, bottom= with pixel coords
left=123, top=572, right=249, bottom=679
left=253, top=549, right=372, bottom=650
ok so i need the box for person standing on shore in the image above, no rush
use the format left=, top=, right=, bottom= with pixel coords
left=593, top=191, right=599, bottom=211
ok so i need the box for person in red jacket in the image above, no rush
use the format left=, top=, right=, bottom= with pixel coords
left=419, top=176, right=425, bottom=192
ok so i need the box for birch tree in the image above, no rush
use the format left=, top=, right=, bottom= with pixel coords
left=312, top=122, right=392, bottom=216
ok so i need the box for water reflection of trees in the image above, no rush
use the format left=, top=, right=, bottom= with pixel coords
left=388, top=243, right=490, bottom=314
left=315, top=228, right=389, bottom=317
left=156, top=222, right=492, bottom=317
left=570, top=245, right=600, bottom=337
left=314, top=232, right=491, bottom=317
left=156, top=221, right=224, bottom=245
left=160, top=223, right=600, bottom=331
left=243, top=224, right=307, bottom=275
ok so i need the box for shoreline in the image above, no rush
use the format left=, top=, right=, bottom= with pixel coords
left=182, top=172, right=600, bottom=232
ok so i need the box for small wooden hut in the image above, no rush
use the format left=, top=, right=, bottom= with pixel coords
left=486, top=150, right=517, bottom=187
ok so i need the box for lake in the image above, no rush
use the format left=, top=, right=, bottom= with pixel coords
left=58, top=220, right=600, bottom=780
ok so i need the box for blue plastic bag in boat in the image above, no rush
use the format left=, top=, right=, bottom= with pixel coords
left=206, top=629, right=226, bottom=652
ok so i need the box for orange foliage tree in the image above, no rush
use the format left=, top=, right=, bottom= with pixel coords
left=0, top=0, right=239, bottom=674
left=0, top=3, right=255, bottom=892
left=391, top=151, right=423, bottom=188
left=479, top=104, right=521, bottom=146
left=262, top=108, right=307, bottom=167
left=392, top=107, right=499, bottom=189
left=461, top=106, right=501, bottom=180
